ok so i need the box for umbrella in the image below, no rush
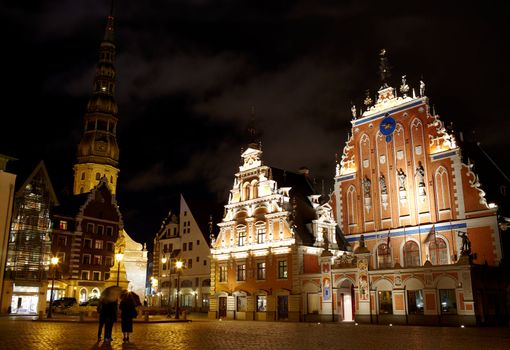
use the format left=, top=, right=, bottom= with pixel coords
left=124, top=291, right=142, bottom=307
left=101, top=286, right=123, bottom=303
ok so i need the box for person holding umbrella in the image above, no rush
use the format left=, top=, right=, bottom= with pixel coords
left=119, top=291, right=140, bottom=342
left=98, top=286, right=121, bottom=343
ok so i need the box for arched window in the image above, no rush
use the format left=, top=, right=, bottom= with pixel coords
left=347, top=186, right=357, bottom=226
left=251, top=180, right=259, bottom=199
left=435, top=167, right=451, bottom=210
left=429, top=237, right=448, bottom=265
left=403, top=241, right=420, bottom=267
left=377, top=243, right=392, bottom=269
left=80, top=288, right=87, bottom=303
left=242, top=182, right=250, bottom=201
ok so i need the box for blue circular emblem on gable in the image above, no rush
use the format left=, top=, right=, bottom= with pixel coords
left=379, top=113, right=396, bottom=142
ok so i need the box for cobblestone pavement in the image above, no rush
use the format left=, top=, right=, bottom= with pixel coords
left=0, top=318, right=509, bottom=350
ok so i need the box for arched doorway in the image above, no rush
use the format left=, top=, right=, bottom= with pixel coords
left=337, top=279, right=355, bottom=322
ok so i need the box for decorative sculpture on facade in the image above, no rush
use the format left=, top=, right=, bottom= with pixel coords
left=362, top=176, right=372, bottom=211
left=458, top=231, right=472, bottom=256
left=379, top=174, right=388, bottom=209
left=415, top=161, right=426, bottom=199
left=399, top=75, right=409, bottom=97
left=397, top=168, right=407, bottom=203
left=420, top=80, right=425, bottom=97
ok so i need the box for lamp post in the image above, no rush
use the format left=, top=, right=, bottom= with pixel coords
left=161, top=256, right=172, bottom=309
left=115, top=251, right=124, bottom=286
left=47, top=257, right=59, bottom=319
left=175, top=260, right=183, bottom=319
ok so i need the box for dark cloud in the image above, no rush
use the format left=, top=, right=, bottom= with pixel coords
left=2, top=0, right=509, bottom=243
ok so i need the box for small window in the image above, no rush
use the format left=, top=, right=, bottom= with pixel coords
left=189, top=242, right=193, bottom=251
left=93, top=255, right=102, bottom=265
left=203, top=260, right=207, bottom=266
left=183, top=243, right=187, bottom=252
left=407, top=290, right=424, bottom=314
left=58, top=236, right=67, bottom=246
left=257, top=228, right=266, bottom=244
left=439, top=289, right=457, bottom=314
left=256, top=296, right=267, bottom=312
left=83, top=255, right=91, bottom=265
left=93, top=271, right=101, bottom=281
left=257, top=262, right=266, bottom=280
left=188, top=259, right=192, bottom=269
left=169, top=243, right=173, bottom=251
left=59, top=220, right=68, bottom=230
left=84, top=239, right=92, bottom=249
left=378, top=291, right=393, bottom=314
left=238, top=231, right=246, bottom=246
left=94, top=240, right=103, bottom=250
left=81, top=172, right=85, bottom=180
left=278, top=260, right=288, bottom=279
left=196, top=257, right=199, bottom=262
left=106, top=226, right=113, bottom=236
left=219, top=265, right=227, bottom=282
left=237, top=264, right=246, bottom=281
left=81, top=271, right=89, bottom=280
left=87, top=223, right=94, bottom=233
left=184, top=211, right=187, bottom=216
left=197, top=240, right=200, bottom=246
left=96, top=225, right=104, bottom=235
left=110, top=176, right=113, bottom=183
left=237, top=296, right=247, bottom=312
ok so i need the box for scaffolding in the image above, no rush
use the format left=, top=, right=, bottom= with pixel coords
left=6, top=169, right=52, bottom=281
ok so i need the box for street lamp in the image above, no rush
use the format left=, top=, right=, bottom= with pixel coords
left=161, top=256, right=172, bottom=308
left=47, top=256, right=59, bottom=318
left=115, top=251, right=124, bottom=286
left=175, top=260, right=183, bottom=319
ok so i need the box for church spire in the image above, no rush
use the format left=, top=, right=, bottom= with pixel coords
left=73, top=4, right=120, bottom=195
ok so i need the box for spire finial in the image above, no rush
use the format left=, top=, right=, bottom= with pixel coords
left=378, top=49, right=391, bottom=88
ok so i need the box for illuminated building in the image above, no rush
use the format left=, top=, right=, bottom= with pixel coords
left=1, top=161, right=58, bottom=314
left=153, top=195, right=211, bottom=312
left=312, top=53, right=504, bottom=325
left=209, top=139, right=349, bottom=321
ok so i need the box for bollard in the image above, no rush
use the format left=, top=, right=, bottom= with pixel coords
left=144, top=311, right=149, bottom=322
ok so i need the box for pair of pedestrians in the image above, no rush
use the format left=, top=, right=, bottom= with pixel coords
left=97, top=289, right=139, bottom=343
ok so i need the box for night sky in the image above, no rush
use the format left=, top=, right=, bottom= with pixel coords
left=2, top=1, right=509, bottom=246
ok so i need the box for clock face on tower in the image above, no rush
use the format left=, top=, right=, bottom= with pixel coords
left=379, top=113, right=396, bottom=142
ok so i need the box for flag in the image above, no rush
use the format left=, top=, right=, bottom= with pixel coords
left=425, top=225, right=436, bottom=243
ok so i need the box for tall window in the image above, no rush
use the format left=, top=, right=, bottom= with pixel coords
left=257, top=228, right=266, bottom=244
left=96, top=225, right=104, bottom=235
left=93, top=255, right=102, bottom=265
left=377, top=243, right=392, bottom=269
left=58, top=236, right=67, bottom=247
left=188, top=258, right=192, bottom=269
left=189, top=242, right=193, bottom=251
left=238, top=231, right=246, bottom=246
left=429, top=238, right=448, bottom=265
left=93, top=271, right=101, bottom=281
left=106, top=226, right=113, bottom=236
left=81, top=271, right=89, bottom=280
left=94, top=240, right=103, bottom=250
left=407, top=290, right=424, bottom=314
left=439, top=289, right=457, bottom=314
left=87, top=223, right=94, bottom=233
left=256, top=296, right=267, bottom=312
left=105, top=256, right=113, bottom=267
left=347, top=186, right=357, bottom=226
left=183, top=243, right=187, bottom=251
left=84, top=239, right=92, bottom=249
left=219, top=265, right=227, bottom=282
left=435, top=167, right=451, bottom=210
left=237, top=296, right=247, bottom=312
left=83, top=255, right=91, bottom=265
left=378, top=291, right=393, bottom=314
left=278, top=260, right=288, bottom=279
left=403, top=241, right=420, bottom=267
left=257, top=262, right=266, bottom=280
left=237, top=264, right=246, bottom=281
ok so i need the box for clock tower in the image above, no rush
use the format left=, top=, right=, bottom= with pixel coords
left=73, top=8, right=120, bottom=195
